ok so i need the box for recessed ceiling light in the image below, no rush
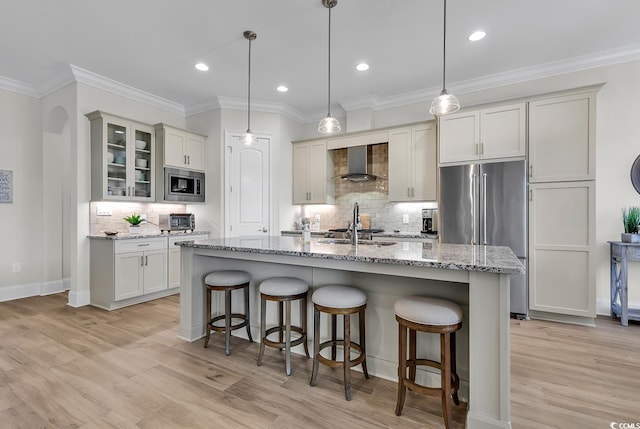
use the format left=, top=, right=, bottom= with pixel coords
left=277, top=85, right=288, bottom=93
left=195, top=63, right=209, bottom=71
left=468, top=31, right=486, bottom=42
left=356, top=63, right=370, bottom=71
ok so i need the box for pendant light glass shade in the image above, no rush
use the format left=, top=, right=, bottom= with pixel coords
left=430, top=0, right=460, bottom=116
left=242, top=30, right=257, bottom=145
left=430, top=89, right=460, bottom=116
left=318, top=0, right=341, bottom=134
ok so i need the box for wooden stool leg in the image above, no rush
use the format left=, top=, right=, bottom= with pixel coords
left=204, top=287, right=212, bottom=348
left=451, top=331, right=460, bottom=405
left=257, top=295, right=266, bottom=366
left=409, top=328, right=417, bottom=382
left=244, top=284, right=252, bottom=342
left=310, top=307, right=320, bottom=386
left=285, top=300, right=292, bottom=376
left=278, top=301, right=284, bottom=349
left=359, top=308, right=369, bottom=379
left=224, top=289, right=232, bottom=356
left=301, top=294, right=310, bottom=358
left=330, top=313, right=337, bottom=360
left=441, top=332, right=453, bottom=429
left=395, top=321, right=407, bottom=416
left=343, top=313, right=352, bottom=401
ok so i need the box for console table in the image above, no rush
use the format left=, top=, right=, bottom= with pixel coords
left=609, top=241, right=640, bottom=326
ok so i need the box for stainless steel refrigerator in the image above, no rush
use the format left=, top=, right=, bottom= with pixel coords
left=439, top=160, right=527, bottom=317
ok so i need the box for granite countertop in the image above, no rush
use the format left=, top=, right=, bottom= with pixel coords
left=88, top=230, right=210, bottom=240
left=182, top=235, right=524, bottom=274
left=280, top=230, right=438, bottom=239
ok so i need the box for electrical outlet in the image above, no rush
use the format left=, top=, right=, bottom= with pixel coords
left=96, top=205, right=112, bottom=216
left=402, top=214, right=409, bottom=224
left=12, top=263, right=20, bottom=273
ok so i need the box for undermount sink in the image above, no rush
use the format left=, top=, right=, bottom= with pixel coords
left=316, top=239, right=397, bottom=246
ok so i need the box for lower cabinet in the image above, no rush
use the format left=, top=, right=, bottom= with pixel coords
left=528, top=181, right=595, bottom=319
left=90, top=236, right=169, bottom=310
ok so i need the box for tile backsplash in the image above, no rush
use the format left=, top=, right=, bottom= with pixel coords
left=90, top=202, right=187, bottom=235
left=297, top=144, right=437, bottom=232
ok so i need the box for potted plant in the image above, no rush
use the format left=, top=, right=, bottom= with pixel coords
left=124, top=213, right=144, bottom=234
left=621, top=206, right=640, bottom=243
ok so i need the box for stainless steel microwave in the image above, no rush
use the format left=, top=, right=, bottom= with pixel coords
left=164, top=167, right=205, bottom=203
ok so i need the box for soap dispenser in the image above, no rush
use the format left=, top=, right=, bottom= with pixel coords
left=302, top=224, right=311, bottom=244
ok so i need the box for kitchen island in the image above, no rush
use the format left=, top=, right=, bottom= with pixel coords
left=179, top=236, right=523, bottom=429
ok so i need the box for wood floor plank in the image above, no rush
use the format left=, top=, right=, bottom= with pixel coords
left=0, top=293, right=638, bottom=429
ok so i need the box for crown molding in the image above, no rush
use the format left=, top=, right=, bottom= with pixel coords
left=192, top=95, right=306, bottom=123
left=338, top=43, right=640, bottom=113
left=69, top=65, right=185, bottom=115
left=36, top=67, right=76, bottom=98
left=0, top=75, right=38, bottom=98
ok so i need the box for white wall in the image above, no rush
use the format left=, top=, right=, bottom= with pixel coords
left=186, top=108, right=301, bottom=238
left=0, top=88, right=43, bottom=299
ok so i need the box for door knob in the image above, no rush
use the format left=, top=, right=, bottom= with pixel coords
left=259, top=227, right=268, bottom=233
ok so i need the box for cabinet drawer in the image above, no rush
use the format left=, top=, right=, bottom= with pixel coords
left=115, top=238, right=167, bottom=254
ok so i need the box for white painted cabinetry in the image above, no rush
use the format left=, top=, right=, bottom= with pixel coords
left=527, top=88, right=597, bottom=322
left=388, top=123, right=437, bottom=202
left=292, top=139, right=334, bottom=204
left=87, top=111, right=155, bottom=201
left=90, top=237, right=170, bottom=310
left=439, top=103, right=526, bottom=164
left=528, top=181, right=595, bottom=318
left=155, top=124, right=206, bottom=172
left=528, top=92, right=595, bottom=182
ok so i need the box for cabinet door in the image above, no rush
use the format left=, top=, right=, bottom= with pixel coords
left=439, top=111, right=480, bottom=164
left=185, top=133, right=206, bottom=171
left=104, top=117, right=130, bottom=199
left=143, top=249, right=167, bottom=294
left=114, top=252, right=144, bottom=301
left=292, top=143, right=310, bottom=204
left=529, top=93, right=595, bottom=182
left=168, top=248, right=181, bottom=289
left=480, top=103, right=526, bottom=160
left=528, top=181, right=595, bottom=317
left=164, top=128, right=187, bottom=168
left=130, top=122, right=154, bottom=200
left=412, top=124, right=437, bottom=201
left=388, top=128, right=412, bottom=201
left=308, top=140, right=328, bottom=203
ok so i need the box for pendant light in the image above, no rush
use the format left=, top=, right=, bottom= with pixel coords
left=430, top=0, right=460, bottom=116
left=240, top=30, right=257, bottom=145
left=318, top=0, right=341, bottom=134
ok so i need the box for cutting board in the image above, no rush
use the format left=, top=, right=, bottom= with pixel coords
left=360, top=213, right=371, bottom=229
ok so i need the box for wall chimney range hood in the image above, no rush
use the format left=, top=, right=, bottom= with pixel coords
left=339, top=145, right=379, bottom=182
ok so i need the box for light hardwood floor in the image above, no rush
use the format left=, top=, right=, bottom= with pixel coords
left=0, top=293, right=638, bottom=428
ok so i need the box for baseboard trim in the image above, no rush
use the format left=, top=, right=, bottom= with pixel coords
left=41, top=280, right=65, bottom=296
left=67, top=289, right=91, bottom=307
left=0, top=282, right=42, bottom=302
left=529, top=310, right=596, bottom=327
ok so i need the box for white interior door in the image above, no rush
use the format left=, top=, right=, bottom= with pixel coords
left=225, top=131, right=271, bottom=237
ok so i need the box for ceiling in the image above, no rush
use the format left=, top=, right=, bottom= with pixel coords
left=2, top=0, right=640, bottom=121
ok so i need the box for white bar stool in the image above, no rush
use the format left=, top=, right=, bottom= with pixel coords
left=203, top=270, right=253, bottom=355
left=257, top=276, right=310, bottom=376
left=394, top=296, right=463, bottom=429
left=309, top=285, right=369, bottom=401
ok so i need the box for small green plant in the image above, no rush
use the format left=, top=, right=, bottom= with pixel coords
left=123, top=213, right=143, bottom=226
left=622, top=207, right=640, bottom=233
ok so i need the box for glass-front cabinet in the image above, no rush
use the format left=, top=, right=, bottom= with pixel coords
left=87, top=111, right=155, bottom=201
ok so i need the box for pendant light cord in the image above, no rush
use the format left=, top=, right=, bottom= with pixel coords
left=442, top=0, right=447, bottom=92
left=327, top=4, right=332, bottom=117
left=247, top=36, right=252, bottom=132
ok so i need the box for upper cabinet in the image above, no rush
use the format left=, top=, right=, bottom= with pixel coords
left=155, top=124, right=206, bottom=172
left=388, top=123, right=437, bottom=202
left=292, top=139, right=334, bottom=205
left=528, top=92, right=595, bottom=183
left=87, top=111, right=155, bottom=202
left=439, top=103, right=526, bottom=164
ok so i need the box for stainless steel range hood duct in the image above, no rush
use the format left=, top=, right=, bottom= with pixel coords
left=340, top=145, right=379, bottom=182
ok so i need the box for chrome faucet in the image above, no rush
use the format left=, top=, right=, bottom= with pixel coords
left=351, top=202, right=361, bottom=246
